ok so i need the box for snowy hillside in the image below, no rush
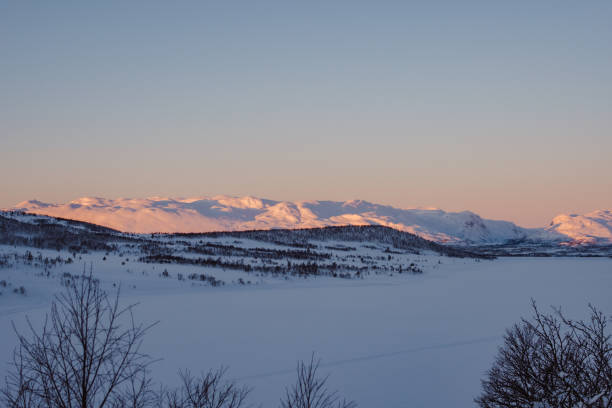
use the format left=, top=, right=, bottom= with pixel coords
left=546, top=210, right=612, bottom=245
left=0, top=210, right=488, bottom=287
left=0, top=210, right=484, bottom=311
left=10, top=196, right=546, bottom=244
left=10, top=196, right=611, bottom=245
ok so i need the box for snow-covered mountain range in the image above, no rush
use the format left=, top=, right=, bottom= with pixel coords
left=7, top=196, right=611, bottom=245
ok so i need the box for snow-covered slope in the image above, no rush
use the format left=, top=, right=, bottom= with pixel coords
left=11, top=196, right=610, bottom=245
left=9, top=196, right=541, bottom=244
left=546, top=210, right=612, bottom=245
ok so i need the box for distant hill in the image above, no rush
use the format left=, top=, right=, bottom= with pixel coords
left=546, top=210, right=612, bottom=245
left=0, top=210, right=484, bottom=259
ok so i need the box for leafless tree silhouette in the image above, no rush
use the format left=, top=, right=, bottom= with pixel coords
left=2, top=271, right=157, bottom=408
left=2, top=271, right=357, bottom=408
left=476, top=300, right=612, bottom=408
left=159, top=368, right=250, bottom=408
left=280, top=354, right=356, bottom=408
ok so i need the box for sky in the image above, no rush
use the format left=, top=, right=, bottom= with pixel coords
left=1, top=1, right=610, bottom=227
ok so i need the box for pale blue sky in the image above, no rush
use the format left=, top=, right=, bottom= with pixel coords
left=1, top=1, right=611, bottom=226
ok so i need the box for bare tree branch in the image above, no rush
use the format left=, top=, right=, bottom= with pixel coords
left=476, top=301, right=612, bottom=408
left=156, top=368, right=250, bottom=408
left=2, top=270, right=157, bottom=408
left=280, top=354, right=356, bottom=408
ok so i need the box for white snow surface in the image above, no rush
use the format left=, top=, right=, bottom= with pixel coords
left=1, top=247, right=611, bottom=408
left=3, top=201, right=611, bottom=406
left=547, top=210, right=612, bottom=245
left=8, top=195, right=571, bottom=244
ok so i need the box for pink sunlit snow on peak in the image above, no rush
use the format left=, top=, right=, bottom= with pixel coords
left=9, top=195, right=605, bottom=244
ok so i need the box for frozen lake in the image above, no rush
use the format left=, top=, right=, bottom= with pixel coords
left=1, top=257, right=611, bottom=407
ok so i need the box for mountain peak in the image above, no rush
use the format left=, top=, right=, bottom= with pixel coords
left=6, top=196, right=611, bottom=245
left=547, top=210, right=612, bottom=244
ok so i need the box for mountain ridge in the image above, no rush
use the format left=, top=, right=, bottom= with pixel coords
left=7, top=196, right=611, bottom=245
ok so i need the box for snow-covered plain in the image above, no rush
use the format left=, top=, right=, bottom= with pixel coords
left=1, top=249, right=611, bottom=407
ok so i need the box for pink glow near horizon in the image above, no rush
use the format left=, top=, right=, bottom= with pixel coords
left=1, top=3, right=610, bottom=226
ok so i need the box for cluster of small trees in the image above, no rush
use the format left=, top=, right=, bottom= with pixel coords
left=139, top=254, right=358, bottom=279
left=186, top=272, right=225, bottom=287
left=185, top=243, right=332, bottom=262
left=140, top=249, right=427, bottom=279
left=1, top=274, right=355, bottom=408
left=0, top=280, right=26, bottom=296
left=138, top=254, right=256, bottom=273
